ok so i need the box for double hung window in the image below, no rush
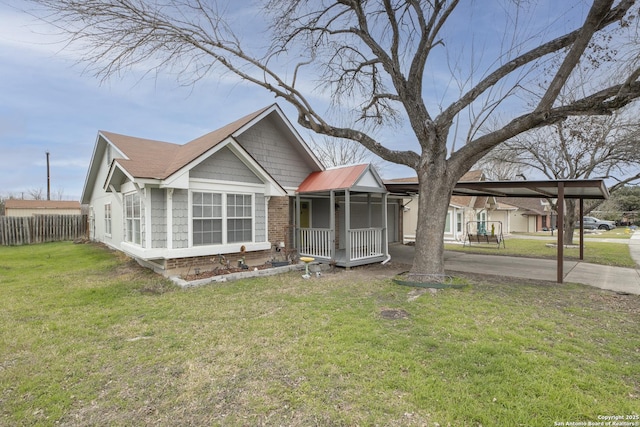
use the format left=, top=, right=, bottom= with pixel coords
left=227, top=194, right=252, bottom=243
left=105, top=203, right=112, bottom=235
left=192, top=192, right=223, bottom=246
left=192, top=192, right=253, bottom=246
left=124, top=193, right=142, bottom=244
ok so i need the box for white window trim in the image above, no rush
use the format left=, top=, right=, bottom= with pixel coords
left=104, top=203, right=112, bottom=237
left=189, top=190, right=256, bottom=248
left=124, top=192, right=143, bottom=246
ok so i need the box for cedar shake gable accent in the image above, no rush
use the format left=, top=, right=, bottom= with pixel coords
left=163, top=106, right=271, bottom=178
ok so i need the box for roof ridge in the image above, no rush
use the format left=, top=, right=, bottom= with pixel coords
left=162, top=104, right=274, bottom=178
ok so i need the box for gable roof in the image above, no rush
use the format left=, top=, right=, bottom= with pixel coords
left=497, top=197, right=549, bottom=215
left=82, top=104, right=321, bottom=203
left=297, top=164, right=386, bottom=194
left=100, top=132, right=181, bottom=180
left=103, top=105, right=271, bottom=181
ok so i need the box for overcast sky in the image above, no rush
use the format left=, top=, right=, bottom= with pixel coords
left=0, top=0, right=624, bottom=201
left=0, top=1, right=349, bottom=200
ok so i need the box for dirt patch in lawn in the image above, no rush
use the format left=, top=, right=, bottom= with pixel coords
left=182, top=263, right=273, bottom=281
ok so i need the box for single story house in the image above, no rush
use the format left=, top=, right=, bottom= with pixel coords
left=81, top=104, right=400, bottom=275
left=4, top=199, right=82, bottom=217
left=491, top=197, right=554, bottom=233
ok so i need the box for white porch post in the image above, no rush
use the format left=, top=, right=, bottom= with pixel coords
left=382, top=192, right=388, bottom=257
left=166, top=189, right=173, bottom=250
left=264, top=196, right=270, bottom=244
left=330, top=190, right=336, bottom=261
left=367, top=194, right=372, bottom=227
left=345, top=190, right=351, bottom=268
left=295, top=193, right=300, bottom=251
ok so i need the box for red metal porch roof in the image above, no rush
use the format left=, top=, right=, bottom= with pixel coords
left=297, top=164, right=369, bottom=193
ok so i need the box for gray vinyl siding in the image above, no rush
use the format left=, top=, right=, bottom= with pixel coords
left=350, top=201, right=385, bottom=228
left=172, top=189, right=189, bottom=249
left=236, top=114, right=317, bottom=188
left=151, top=188, right=166, bottom=248
left=310, top=198, right=331, bottom=228
left=191, top=146, right=262, bottom=183
left=255, top=193, right=266, bottom=242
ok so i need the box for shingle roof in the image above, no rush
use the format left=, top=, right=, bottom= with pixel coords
left=497, top=197, right=547, bottom=215
left=101, top=132, right=180, bottom=179
left=102, top=105, right=271, bottom=180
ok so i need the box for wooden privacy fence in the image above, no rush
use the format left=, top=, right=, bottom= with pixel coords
left=0, top=215, right=88, bottom=246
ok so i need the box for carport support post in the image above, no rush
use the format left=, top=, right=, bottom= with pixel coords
left=579, top=198, right=584, bottom=260
left=557, top=182, right=565, bottom=283
left=330, top=190, right=336, bottom=260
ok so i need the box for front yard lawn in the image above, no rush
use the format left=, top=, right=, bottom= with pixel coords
left=446, top=237, right=637, bottom=268
left=1, top=242, right=638, bottom=426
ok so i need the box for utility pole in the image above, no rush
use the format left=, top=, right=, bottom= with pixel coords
left=46, top=151, right=51, bottom=201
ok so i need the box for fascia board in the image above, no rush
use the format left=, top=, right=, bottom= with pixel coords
left=81, top=133, right=105, bottom=204
left=161, top=171, right=189, bottom=189
left=99, top=131, right=128, bottom=159
left=103, top=161, right=136, bottom=192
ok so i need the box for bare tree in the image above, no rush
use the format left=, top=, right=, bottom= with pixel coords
left=53, top=187, right=66, bottom=201
left=310, top=135, right=387, bottom=172
left=28, top=188, right=44, bottom=200
left=493, top=112, right=640, bottom=243
left=27, top=0, right=640, bottom=281
left=474, top=145, right=528, bottom=181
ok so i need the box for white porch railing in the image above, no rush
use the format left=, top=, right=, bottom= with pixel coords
left=298, top=228, right=332, bottom=259
left=349, top=228, right=383, bottom=261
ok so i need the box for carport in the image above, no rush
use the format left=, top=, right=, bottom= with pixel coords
left=385, top=179, right=610, bottom=283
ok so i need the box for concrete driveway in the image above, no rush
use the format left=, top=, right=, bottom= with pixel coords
left=388, top=232, right=640, bottom=295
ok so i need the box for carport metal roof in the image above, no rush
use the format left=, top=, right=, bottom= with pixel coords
left=385, top=178, right=610, bottom=199
left=384, top=178, right=610, bottom=283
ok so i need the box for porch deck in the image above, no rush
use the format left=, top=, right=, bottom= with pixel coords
left=307, top=250, right=388, bottom=267
left=297, top=227, right=388, bottom=268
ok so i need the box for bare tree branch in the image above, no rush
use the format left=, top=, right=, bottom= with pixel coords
left=24, top=0, right=640, bottom=279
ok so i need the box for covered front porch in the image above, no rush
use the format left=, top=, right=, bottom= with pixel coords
left=294, top=164, right=390, bottom=268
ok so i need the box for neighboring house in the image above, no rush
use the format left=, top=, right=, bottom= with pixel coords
left=491, top=197, right=554, bottom=233
left=4, top=199, right=81, bottom=217
left=386, top=170, right=497, bottom=243
left=81, top=104, right=396, bottom=275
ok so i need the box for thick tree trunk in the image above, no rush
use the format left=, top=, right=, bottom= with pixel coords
left=408, top=169, right=455, bottom=282
left=563, top=199, right=577, bottom=245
